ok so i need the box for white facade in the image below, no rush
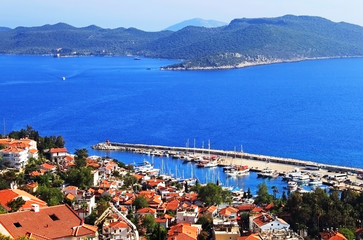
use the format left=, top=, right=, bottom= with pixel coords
left=176, top=210, right=198, bottom=224
left=0, top=148, right=28, bottom=169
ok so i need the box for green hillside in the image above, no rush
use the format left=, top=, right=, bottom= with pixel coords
left=0, top=15, right=362, bottom=69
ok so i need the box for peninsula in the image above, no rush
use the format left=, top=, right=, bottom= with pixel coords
left=1, top=15, right=363, bottom=70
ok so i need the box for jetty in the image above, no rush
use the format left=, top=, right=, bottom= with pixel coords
left=92, top=142, right=363, bottom=175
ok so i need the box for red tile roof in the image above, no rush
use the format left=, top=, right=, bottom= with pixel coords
left=109, top=221, right=128, bottom=228
left=41, top=163, right=56, bottom=171
left=50, top=148, right=67, bottom=153
left=137, top=207, right=156, bottom=214
left=320, top=232, right=347, bottom=240
left=0, top=204, right=97, bottom=239
left=168, top=222, right=199, bottom=240
left=0, top=189, right=47, bottom=211
left=219, top=206, right=239, bottom=217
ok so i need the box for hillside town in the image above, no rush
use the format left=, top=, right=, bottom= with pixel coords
left=0, top=133, right=362, bottom=240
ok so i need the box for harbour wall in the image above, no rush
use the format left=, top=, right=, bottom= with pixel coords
left=92, top=142, right=363, bottom=174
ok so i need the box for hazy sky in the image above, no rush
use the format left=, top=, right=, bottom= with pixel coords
left=1, top=0, right=363, bottom=31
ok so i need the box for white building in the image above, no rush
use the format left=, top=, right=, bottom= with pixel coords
left=250, top=213, right=290, bottom=233
left=0, top=147, right=28, bottom=169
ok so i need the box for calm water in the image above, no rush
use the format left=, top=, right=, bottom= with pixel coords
left=0, top=55, right=362, bottom=193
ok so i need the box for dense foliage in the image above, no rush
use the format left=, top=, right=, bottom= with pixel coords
left=6, top=125, right=65, bottom=154
left=283, top=188, right=363, bottom=237
left=0, top=15, right=362, bottom=69
left=191, top=182, right=232, bottom=206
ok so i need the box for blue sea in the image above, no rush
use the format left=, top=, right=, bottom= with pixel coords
left=0, top=55, right=362, bottom=194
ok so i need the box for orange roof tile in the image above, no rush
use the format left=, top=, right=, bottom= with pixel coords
left=320, top=232, right=347, bottom=240
left=137, top=207, right=156, bottom=214
left=168, top=222, right=199, bottom=240
left=41, top=163, right=56, bottom=170
left=0, top=204, right=97, bottom=239
left=219, top=206, right=239, bottom=216
left=109, top=221, right=128, bottom=228
left=50, top=148, right=67, bottom=153
left=0, top=189, right=47, bottom=211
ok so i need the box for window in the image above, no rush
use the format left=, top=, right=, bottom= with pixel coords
left=49, top=214, right=59, bottom=221
left=14, top=222, right=22, bottom=228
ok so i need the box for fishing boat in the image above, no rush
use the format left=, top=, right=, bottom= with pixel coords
left=203, top=161, right=218, bottom=168
left=287, top=181, right=298, bottom=191
left=236, top=165, right=249, bottom=176
left=62, top=76, right=66, bottom=81
left=257, top=168, right=278, bottom=178
left=308, top=177, right=323, bottom=186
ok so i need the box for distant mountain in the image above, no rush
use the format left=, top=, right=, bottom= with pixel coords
left=0, top=15, right=362, bottom=70
left=164, top=18, right=227, bottom=31
left=0, top=27, right=11, bottom=32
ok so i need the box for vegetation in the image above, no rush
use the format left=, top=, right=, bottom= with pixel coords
left=191, top=182, right=232, bottom=206
left=133, top=195, right=149, bottom=210
left=283, top=188, right=363, bottom=237
left=6, top=125, right=65, bottom=154
left=6, top=197, right=25, bottom=212
left=0, top=16, right=362, bottom=69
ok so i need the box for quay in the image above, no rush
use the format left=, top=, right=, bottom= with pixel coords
left=92, top=142, right=363, bottom=175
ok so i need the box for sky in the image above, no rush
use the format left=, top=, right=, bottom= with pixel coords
left=1, top=0, right=363, bottom=31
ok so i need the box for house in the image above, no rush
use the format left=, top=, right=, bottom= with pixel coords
left=0, top=204, right=97, bottom=239
left=167, top=222, right=201, bottom=240
left=213, top=226, right=240, bottom=240
left=49, top=147, right=68, bottom=162
left=176, top=204, right=199, bottom=224
left=250, top=213, right=290, bottom=233
left=136, top=207, right=157, bottom=218
left=0, top=147, right=29, bottom=169
left=40, top=162, right=57, bottom=172
left=102, top=220, right=134, bottom=240
left=156, top=214, right=175, bottom=229
left=218, top=206, right=239, bottom=222
left=0, top=189, right=47, bottom=212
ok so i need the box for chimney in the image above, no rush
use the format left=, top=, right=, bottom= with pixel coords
left=31, top=204, right=39, bottom=212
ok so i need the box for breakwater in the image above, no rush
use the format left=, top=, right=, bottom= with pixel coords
left=92, top=142, right=363, bottom=174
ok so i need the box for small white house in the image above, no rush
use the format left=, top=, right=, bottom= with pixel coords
left=250, top=213, right=290, bottom=233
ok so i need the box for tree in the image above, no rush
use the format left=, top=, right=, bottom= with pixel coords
left=254, top=182, right=273, bottom=205
left=65, top=167, right=93, bottom=189
left=74, top=148, right=88, bottom=168
left=197, top=214, right=213, bottom=232
left=272, top=185, right=279, bottom=199
left=149, top=224, right=167, bottom=240
left=339, top=228, right=355, bottom=240
left=197, top=231, right=210, bottom=240
left=6, top=197, right=25, bottom=212
left=36, top=185, right=63, bottom=206
left=142, top=214, right=156, bottom=233
left=133, top=196, right=149, bottom=210
left=197, top=183, right=231, bottom=206
left=123, top=174, right=138, bottom=189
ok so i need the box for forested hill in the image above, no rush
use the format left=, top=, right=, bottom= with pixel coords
left=1, top=15, right=363, bottom=70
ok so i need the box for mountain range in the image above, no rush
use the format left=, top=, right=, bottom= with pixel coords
left=164, top=18, right=227, bottom=31
left=0, top=15, right=362, bottom=70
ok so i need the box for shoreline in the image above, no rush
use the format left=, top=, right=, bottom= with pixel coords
left=92, top=142, right=363, bottom=173
left=92, top=141, right=363, bottom=191
left=161, top=55, right=363, bottom=71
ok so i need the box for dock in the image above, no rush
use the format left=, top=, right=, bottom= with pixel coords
left=92, top=142, right=363, bottom=175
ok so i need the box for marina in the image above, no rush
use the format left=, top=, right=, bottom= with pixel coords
left=92, top=141, right=363, bottom=193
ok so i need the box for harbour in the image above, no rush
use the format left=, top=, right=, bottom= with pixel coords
left=92, top=141, right=363, bottom=193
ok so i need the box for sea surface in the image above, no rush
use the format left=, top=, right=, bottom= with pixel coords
left=0, top=55, right=362, bottom=194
